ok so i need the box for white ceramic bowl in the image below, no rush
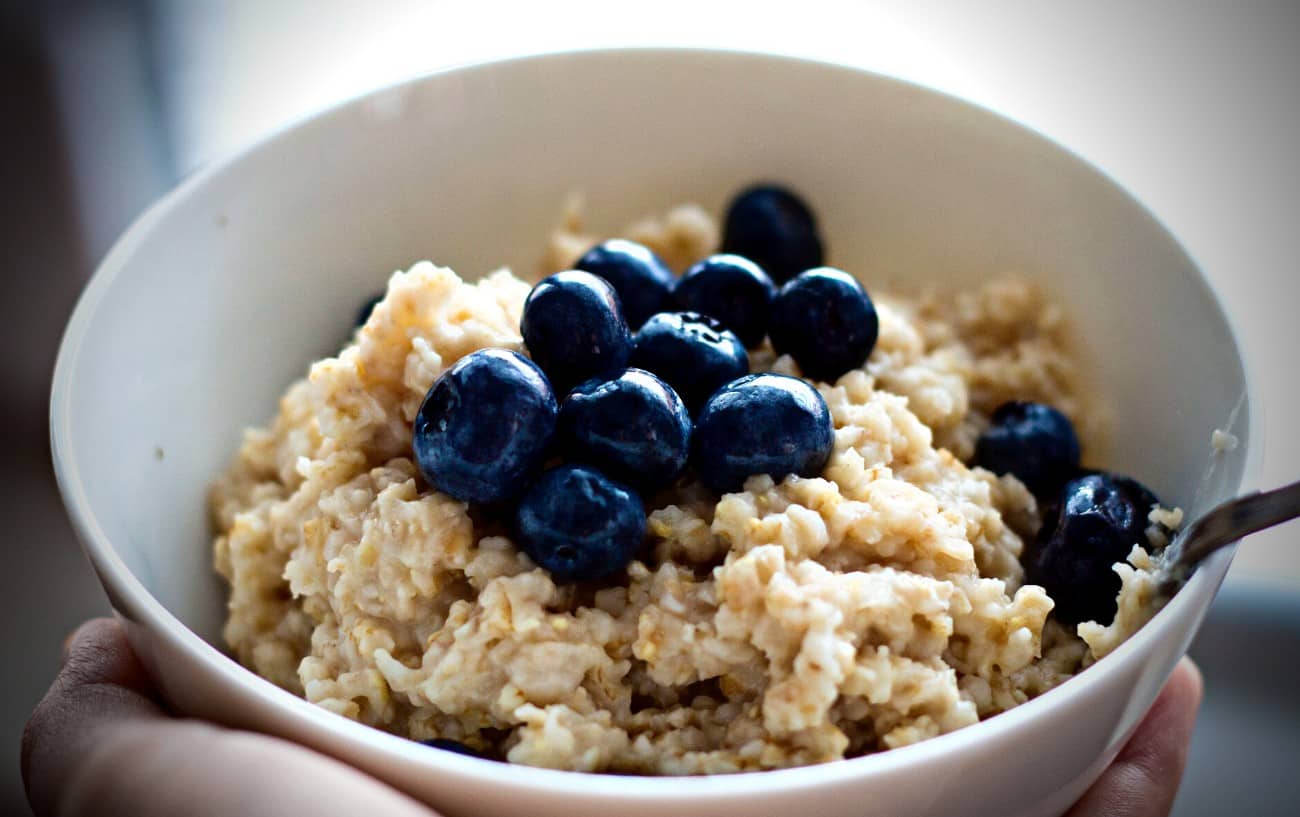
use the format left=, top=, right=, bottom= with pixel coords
left=51, top=49, right=1256, bottom=817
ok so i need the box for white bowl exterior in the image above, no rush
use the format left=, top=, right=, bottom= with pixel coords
left=51, top=49, right=1252, bottom=817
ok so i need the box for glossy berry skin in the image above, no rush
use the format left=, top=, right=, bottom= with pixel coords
left=674, top=254, right=777, bottom=348
left=412, top=349, right=557, bottom=505
left=356, top=292, right=384, bottom=327
left=629, top=312, right=749, bottom=413
left=420, top=738, right=484, bottom=758
left=520, top=270, right=632, bottom=393
left=1025, top=472, right=1161, bottom=626
left=558, top=368, right=692, bottom=492
left=975, top=401, right=1082, bottom=498
left=721, top=184, right=824, bottom=284
left=515, top=464, right=646, bottom=583
left=690, top=373, right=834, bottom=493
left=574, top=239, right=676, bottom=330
left=769, top=267, right=878, bottom=383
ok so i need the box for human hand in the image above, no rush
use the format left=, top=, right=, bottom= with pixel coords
left=23, top=618, right=1202, bottom=817
left=22, top=618, right=440, bottom=817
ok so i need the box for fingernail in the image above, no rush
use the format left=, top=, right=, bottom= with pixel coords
left=61, top=631, right=78, bottom=661
left=1177, top=655, right=1205, bottom=694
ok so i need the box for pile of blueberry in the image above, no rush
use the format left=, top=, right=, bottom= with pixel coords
left=973, top=400, right=1166, bottom=625
left=409, top=184, right=875, bottom=586
left=392, top=182, right=1167, bottom=632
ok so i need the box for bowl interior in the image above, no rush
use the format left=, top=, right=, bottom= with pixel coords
left=54, top=49, right=1250, bottom=681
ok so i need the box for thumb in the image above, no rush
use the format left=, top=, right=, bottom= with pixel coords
left=22, top=617, right=167, bottom=813
left=23, top=617, right=441, bottom=817
left=1065, top=658, right=1204, bottom=817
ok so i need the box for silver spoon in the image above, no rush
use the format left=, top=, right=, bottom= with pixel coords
left=1156, top=480, right=1300, bottom=594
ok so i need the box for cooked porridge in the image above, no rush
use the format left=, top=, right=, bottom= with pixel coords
left=211, top=193, right=1176, bottom=773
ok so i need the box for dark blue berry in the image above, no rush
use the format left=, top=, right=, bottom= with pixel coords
left=412, top=349, right=557, bottom=504
left=629, top=312, right=749, bottom=413
left=558, top=368, right=691, bottom=493
left=674, top=254, right=776, bottom=348
left=722, top=184, right=824, bottom=284
left=769, top=267, right=878, bottom=382
left=1025, top=472, right=1161, bottom=626
left=690, top=373, right=834, bottom=493
left=356, top=292, right=383, bottom=327
left=975, top=401, right=1082, bottom=498
left=515, top=464, right=646, bottom=583
left=574, top=239, right=676, bottom=330
left=520, top=270, right=632, bottom=393
left=420, top=738, right=484, bottom=757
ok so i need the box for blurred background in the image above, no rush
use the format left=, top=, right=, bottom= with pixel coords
left=2, top=1, right=1297, bottom=815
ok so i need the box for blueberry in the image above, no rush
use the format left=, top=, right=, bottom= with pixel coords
left=356, top=291, right=384, bottom=327
left=975, top=401, right=1082, bottom=498
left=412, top=348, right=557, bottom=504
left=674, top=254, right=776, bottom=348
left=722, top=184, right=824, bottom=284
left=521, top=270, right=633, bottom=393
left=574, top=239, right=676, bottom=329
left=629, top=312, right=749, bottom=413
left=420, top=738, right=484, bottom=757
left=558, top=368, right=692, bottom=493
left=515, top=464, right=646, bottom=583
left=691, top=373, right=834, bottom=493
left=768, top=267, right=878, bottom=383
left=1025, top=472, right=1161, bottom=626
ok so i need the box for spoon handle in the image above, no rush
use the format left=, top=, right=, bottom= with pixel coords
left=1165, top=480, right=1300, bottom=574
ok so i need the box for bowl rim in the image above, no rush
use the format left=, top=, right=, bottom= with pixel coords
left=49, top=45, right=1261, bottom=799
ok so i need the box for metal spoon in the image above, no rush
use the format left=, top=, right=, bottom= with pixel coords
left=1156, top=479, right=1300, bottom=594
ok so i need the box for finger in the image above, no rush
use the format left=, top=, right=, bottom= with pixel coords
left=1065, top=657, right=1204, bottom=817
left=24, top=618, right=442, bottom=817
left=23, top=617, right=167, bottom=814
left=59, top=617, right=161, bottom=698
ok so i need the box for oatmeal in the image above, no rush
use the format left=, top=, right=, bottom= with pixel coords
left=212, top=197, right=1173, bottom=773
